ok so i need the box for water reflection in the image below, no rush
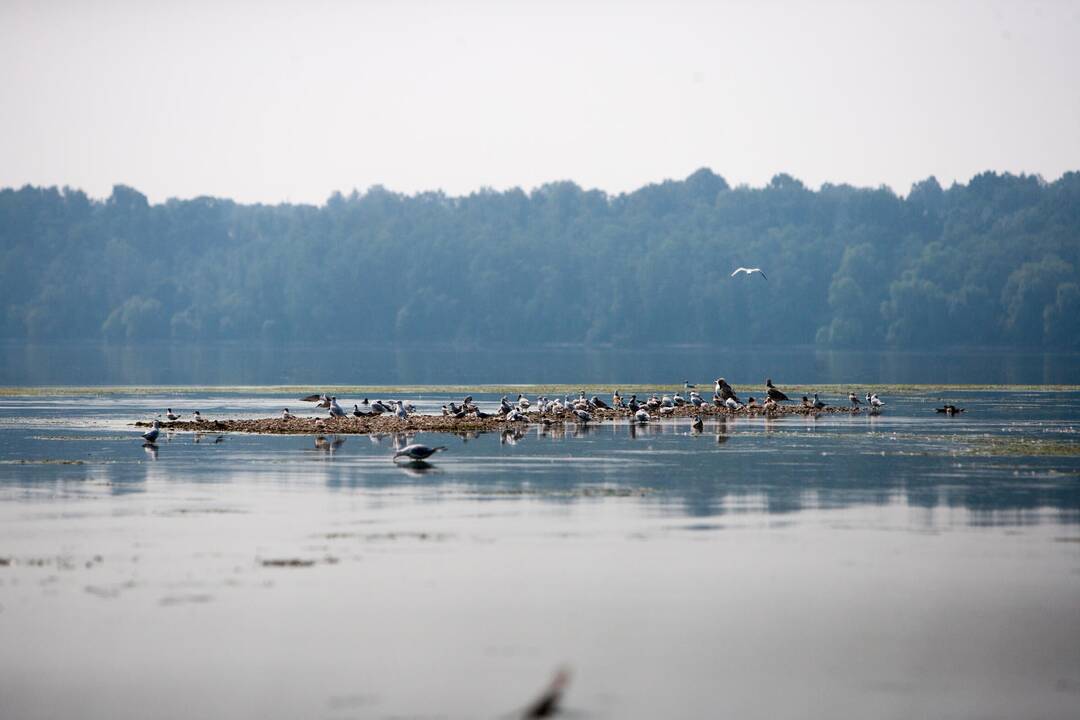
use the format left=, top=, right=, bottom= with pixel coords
left=5, top=340, right=1080, bottom=385
left=397, top=460, right=439, bottom=476
left=3, top=392, right=1079, bottom=720
left=0, top=391, right=1078, bottom=525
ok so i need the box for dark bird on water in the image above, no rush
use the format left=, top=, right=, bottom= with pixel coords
left=849, top=392, right=861, bottom=407
left=521, top=667, right=571, bottom=719
left=765, top=378, right=790, bottom=403
left=936, top=404, right=965, bottom=415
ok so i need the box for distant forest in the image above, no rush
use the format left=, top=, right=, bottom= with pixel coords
left=1, top=169, right=1078, bottom=349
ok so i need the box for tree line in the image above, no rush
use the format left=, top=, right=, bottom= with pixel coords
left=1, top=168, right=1077, bottom=348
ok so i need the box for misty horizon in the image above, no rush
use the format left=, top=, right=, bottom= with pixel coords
left=4, top=165, right=1071, bottom=208
left=4, top=1, right=1078, bottom=205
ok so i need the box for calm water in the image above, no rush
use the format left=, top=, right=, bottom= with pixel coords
left=3, top=341, right=1080, bottom=385
left=2, top=389, right=1080, bottom=719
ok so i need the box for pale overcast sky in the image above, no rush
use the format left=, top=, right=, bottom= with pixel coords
left=1, top=0, right=1078, bottom=204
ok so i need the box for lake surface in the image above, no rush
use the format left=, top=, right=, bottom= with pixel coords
left=2, top=388, right=1080, bottom=719
left=4, top=341, right=1080, bottom=385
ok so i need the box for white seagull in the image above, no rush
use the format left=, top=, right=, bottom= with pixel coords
left=731, top=267, right=767, bottom=280
left=141, top=420, right=161, bottom=444
left=393, top=444, right=447, bottom=462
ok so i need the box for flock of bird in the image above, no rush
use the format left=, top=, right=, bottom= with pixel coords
left=139, top=378, right=966, bottom=462
left=292, top=379, right=888, bottom=426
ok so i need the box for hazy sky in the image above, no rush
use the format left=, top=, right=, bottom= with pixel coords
left=2, top=0, right=1078, bottom=204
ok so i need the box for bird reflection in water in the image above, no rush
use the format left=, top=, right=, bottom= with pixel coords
left=502, top=428, right=526, bottom=445
left=389, top=433, right=415, bottom=453
left=396, top=460, right=440, bottom=476
left=142, top=443, right=159, bottom=460
left=571, top=423, right=594, bottom=438
left=311, top=435, right=346, bottom=456
left=715, top=418, right=729, bottom=445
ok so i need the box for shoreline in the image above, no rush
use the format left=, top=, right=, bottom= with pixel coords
left=6, top=383, right=1080, bottom=397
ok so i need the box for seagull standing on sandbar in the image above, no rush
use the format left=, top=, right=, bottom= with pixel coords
left=141, top=419, right=161, bottom=444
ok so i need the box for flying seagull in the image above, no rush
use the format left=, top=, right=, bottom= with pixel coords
left=731, top=267, right=767, bottom=280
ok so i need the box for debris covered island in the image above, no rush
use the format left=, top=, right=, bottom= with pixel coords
left=135, top=382, right=894, bottom=436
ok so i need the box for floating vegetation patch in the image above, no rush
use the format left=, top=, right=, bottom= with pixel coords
left=260, top=558, right=316, bottom=567
left=30, top=435, right=131, bottom=442
left=159, top=507, right=247, bottom=517
left=478, top=486, right=655, bottom=498
left=2, top=459, right=86, bottom=465
left=159, top=593, right=214, bottom=606
left=678, top=523, right=726, bottom=532
left=963, top=437, right=1080, bottom=457
left=259, top=556, right=339, bottom=567
left=322, top=531, right=452, bottom=542
left=84, top=580, right=135, bottom=598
